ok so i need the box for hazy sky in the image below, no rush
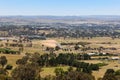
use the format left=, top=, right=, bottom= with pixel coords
left=0, top=0, right=120, bottom=16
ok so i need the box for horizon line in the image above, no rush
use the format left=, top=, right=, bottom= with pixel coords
left=1, top=15, right=120, bottom=17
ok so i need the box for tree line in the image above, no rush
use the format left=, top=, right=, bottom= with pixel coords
left=0, top=53, right=119, bottom=80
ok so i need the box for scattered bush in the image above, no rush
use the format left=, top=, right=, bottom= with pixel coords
left=5, top=64, right=13, bottom=70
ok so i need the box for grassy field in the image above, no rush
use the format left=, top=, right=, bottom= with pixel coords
left=1, top=53, right=120, bottom=79
left=53, top=37, right=120, bottom=54
left=93, top=60, right=120, bottom=79
left=0, top=37, right=120, bottom=79
left=41, top=66, right=70, bottom=77
left=1, top=37, right=120, bottom=54
left=0, top=54, right=23, bottom=67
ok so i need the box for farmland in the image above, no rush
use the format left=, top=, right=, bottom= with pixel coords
left=0, top=37, right=120, bottom=79
left=0, top=16, right=120, bottom=80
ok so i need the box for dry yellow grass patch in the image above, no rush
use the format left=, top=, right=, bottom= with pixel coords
left=93, top=61, right=120, bottom=79
left=0, top=54, right=22, bottom=67
left=41, top=66, right=71, bottom=77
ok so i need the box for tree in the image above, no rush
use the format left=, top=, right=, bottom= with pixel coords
left=16, top=59, right=27, bottom=65
left=83, top=54, right=91, bottom=60
left=5, top=64, right=13, bottom=70
left=68, top=66, right=73, bottom=72
left=49, top=57, right=57, bottom=66
left=19, top=47, right=24, bottom=52
left=0, top=68, right=10, bottom=80
left=102, top=73, right=117, bottom=80
left=0, top=56, right=7, bottom=68
left=105, top=69, right=115, bottom=74
left=74, top=44, right=80, bottom=50
left=76, top=67, right=82, bottom=72
left=90, top=64, right=99, bottom=71
left=115, top=69, right=120, bottom=76
left=0, top=74, right=10, bottom=80
left=102, top=69, right=117, bottom=80
left=54, top=68, right=64, bottom=76
left=82, top=67, right=92, bottom=74
left=56, top=71, right=95, bottom=80
left=0, top=68, right=8, bottom=75
left=55, top=46, right=60, bottom=51
left=11, top=63, right=41, bottom=80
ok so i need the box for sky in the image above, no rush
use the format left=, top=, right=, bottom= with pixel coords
left=0, top=0, right=120, bottom=16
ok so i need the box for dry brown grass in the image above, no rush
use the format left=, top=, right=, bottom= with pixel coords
left=0, top=37, right=120, bottom=79
left=0, top=54, right=23, bottom=67
left=41, top=66, right=70, bottom=77
left=93, top=60, right=120, bottom=79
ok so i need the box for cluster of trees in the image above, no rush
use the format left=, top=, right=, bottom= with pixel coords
left=15, top=53, right=98, bottom=74
left=29, top=53, right=90, bottom=66
left=0, top=55, right=40, bottom=80
left=0, top=54, right=96, bottom=80
left=0, top=56, right=13, bottom=79
left=0, top=54, right=120, bottom=80
left=0, top=56, right=7, bottom=68
left=1, top=23, right=120, bottom=39
left=43, top=68, right=120, bottom=80
left=43, top=67, right=95, bottom=80
left=11, top=63, right=41, bottom=80
left=0, top=25, right=47, bottom=37
left=5, top=38, right=32, bottom=47
left=0, top=48, right=20, bottom=54
left=61, top=42, right=90, bottom=46
left=45, top=24, right=120, bottom=39
left=101, top=69, right=120, bottom=80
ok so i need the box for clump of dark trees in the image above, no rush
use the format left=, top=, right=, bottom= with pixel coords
left=0, top=53, right=98, bottom=80
left=101, top=69, right=120, bottom=80
left=0, top=53, right=120, bottom=80
left=0, top=48, right=20, bottom=54
left=25, top=53, right=99, bottom=73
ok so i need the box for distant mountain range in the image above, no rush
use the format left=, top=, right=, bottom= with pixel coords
left=0, top=15, right=120, bottom=25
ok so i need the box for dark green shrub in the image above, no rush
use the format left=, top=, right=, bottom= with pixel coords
left=5, top=64, right=13, bottom=70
